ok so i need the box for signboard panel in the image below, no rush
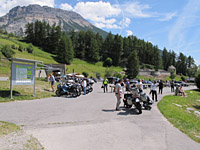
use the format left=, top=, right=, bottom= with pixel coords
left=12, top=63, right=35, bottom=85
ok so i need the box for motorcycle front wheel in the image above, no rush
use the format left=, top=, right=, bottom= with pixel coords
left=136, top=103, right=142, bottom=114
left=56, top=90, right=61, bottom=97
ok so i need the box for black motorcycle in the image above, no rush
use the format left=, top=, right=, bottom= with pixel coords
left=56, top=83, right=79, bottom=97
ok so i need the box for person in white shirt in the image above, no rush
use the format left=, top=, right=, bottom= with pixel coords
left=49, top=73, right=55, bottom=92
left=115, top=79, right=123, bottom=111
left=150, top=81, right=158, bottom=101
left=138, top=79, right=143, bottom=93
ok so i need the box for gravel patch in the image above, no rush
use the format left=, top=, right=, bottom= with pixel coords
left=0, top=130, right=44, bottom=150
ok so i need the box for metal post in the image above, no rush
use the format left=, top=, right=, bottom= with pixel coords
left=33, top=62, right=36, bottom=97
left=10, top=60, right=13, bottom=99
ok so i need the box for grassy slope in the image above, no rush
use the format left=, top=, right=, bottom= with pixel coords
left=66, top=58, right=122, bottom=77
left=158, top=90, right=200, bottom=143
left=0, top=34, right=122, bottom=78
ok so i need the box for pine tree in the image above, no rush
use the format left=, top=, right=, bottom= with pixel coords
left=126, top=50, right=140, bottom=78
left=111, top=34, right=123, bottom=66
left=58, top=36, right=74, bottom=64
left=88, top=38, right=99, bottom=62
left=102, top=32, right=113, bottom=61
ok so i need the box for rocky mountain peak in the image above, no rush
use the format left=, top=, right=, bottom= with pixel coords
left=0, top=4, right=107, bottom=37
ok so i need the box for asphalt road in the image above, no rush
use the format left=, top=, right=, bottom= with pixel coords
left=0, top=83, right=199, bottom=150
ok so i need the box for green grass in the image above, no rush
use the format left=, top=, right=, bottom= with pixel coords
left=0, top=121, right=20, bottom=136
left=0, top=80, right=57, bottom=103
left=66, top=58, right=122, bottom=77
left=158, top=90, right=200, bottom=143
left=0, top=34, right=58, bottom=76
left=164, top=75, right=187, bottom=81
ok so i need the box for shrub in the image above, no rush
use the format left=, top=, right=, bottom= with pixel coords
left=103, top=57, right=112, bottom=67
left=195, top=71, right=200, bottom=89
left=82, top=72, right=89, bottom=78
left=170, top=70, right=176, bottom=80
left=105, top=68, right=114, bottom=78
left=96, top=72, right=101, bottom=79
left=27, top=43, right=34, bottom=53
left=18, top=44, right=24, bottom=52
left=1, top=45, right=15, bottom=59
left=181, top=76, right=186, bottom=81
left=113, top=72, right=122, bottom=79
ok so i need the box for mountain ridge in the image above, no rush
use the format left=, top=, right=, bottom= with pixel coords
left=0, top=4, right=108, bottom=37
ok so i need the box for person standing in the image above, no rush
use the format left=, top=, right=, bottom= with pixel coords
left=103, top=78, right=108, bottom=93
left=83, top=78, right=87, bottom=95
left=115, top=79, right=123, bottom=111
left=158, top=80, right=163, bottom=94
left=49, top=73, right=55, bottom=92
left=150, top=81, right=158, bottom=102
left=171, top=81, right=175, bottom=92
left=125, top=79, right=130, bottom=91
left=138, top=79, right=143, bottom=93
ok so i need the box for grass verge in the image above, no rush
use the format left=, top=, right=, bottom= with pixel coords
left=158, top=90, right=200, bottom=143
left=0, top=80, right=57, bottom=103
left=0, top=121, right=20, bottom=136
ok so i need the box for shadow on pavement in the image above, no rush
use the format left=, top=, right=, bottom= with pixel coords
left=102, top=109, right=115, bottom=112
left=117, top=108, right=139, bottom=115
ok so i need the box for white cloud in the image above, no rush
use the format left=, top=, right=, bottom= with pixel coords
left=73, top=1, right=121, bottom=23
left=158, top=12, right=177, bottom=21
left=120, top=17, right=131, bottom=28
left=60, top=3, right=73, bottom=11
left=126, top=30, right=133, bottom=36
left=0, top=0, right=54, bottom=17
left=60, top=1, right=122, bottom=30
left=122, top=1, right=153, bottom=18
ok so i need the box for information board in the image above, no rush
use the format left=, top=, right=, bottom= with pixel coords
left=12, top=63, right=35, bottom=85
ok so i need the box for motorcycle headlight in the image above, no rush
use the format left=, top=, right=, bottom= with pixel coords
left=135, top=98, right=140, bottom=102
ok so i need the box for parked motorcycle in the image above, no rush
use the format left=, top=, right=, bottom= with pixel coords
left=123, top=88, right=153, bottom=114
left=56, top=83, right=79, bottom=97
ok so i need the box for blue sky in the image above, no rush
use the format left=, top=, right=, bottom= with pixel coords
left=0, top=0, right=200, bottom=65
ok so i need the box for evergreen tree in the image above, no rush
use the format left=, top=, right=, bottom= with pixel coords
left=111, top=34, right=123, bottom=66
left=162, top=47, right=169, bottom=70
left=76, top=31, right=85, bottom=59
left=176, top=52, right=187, bottom=75
left=65, top=37, right=74, bottom=64
left=25, top=22, right=34, bottom=43
left=126, top=50, right=140, bottom=78
left=102, top=32, right=113, bottom=61
left=57, top=36, right=74, bottom=64
left=88, top=38, right=99, bottom=62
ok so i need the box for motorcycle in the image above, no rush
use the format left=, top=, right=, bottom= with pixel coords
left=123, top=88, right=153, bottom=114
left=56, top=83, right=79, bottom=97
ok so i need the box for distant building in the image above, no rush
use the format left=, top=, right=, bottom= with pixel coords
left=168, top=65, right=176, bottom=74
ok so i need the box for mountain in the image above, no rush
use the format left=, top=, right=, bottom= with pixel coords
left=0, top=4, right=108, bottom=37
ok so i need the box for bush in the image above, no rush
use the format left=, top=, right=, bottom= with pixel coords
left=113, top=72, right=122, bottom=79
left=1, top=45, right=15, bottom=59
left=195, top=71, right=200, bottom=89
left=27, top=43, right=34, bottom=53
left=96, top=72, right=101, bottom=79
left=170, top=70, right=176, bottom=80
left=82, top=72, right=89, bottom=78
left=18, top=44, right=24, bottom=52
left=8, top=32, right=15, bottom=38
left=11, top=44, right=17, bottom=49
left=105, top=68, right=114, bottom=78
left=103, top=57, right=112, bottom=67
left=181, top=76, right=186, bottom=81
